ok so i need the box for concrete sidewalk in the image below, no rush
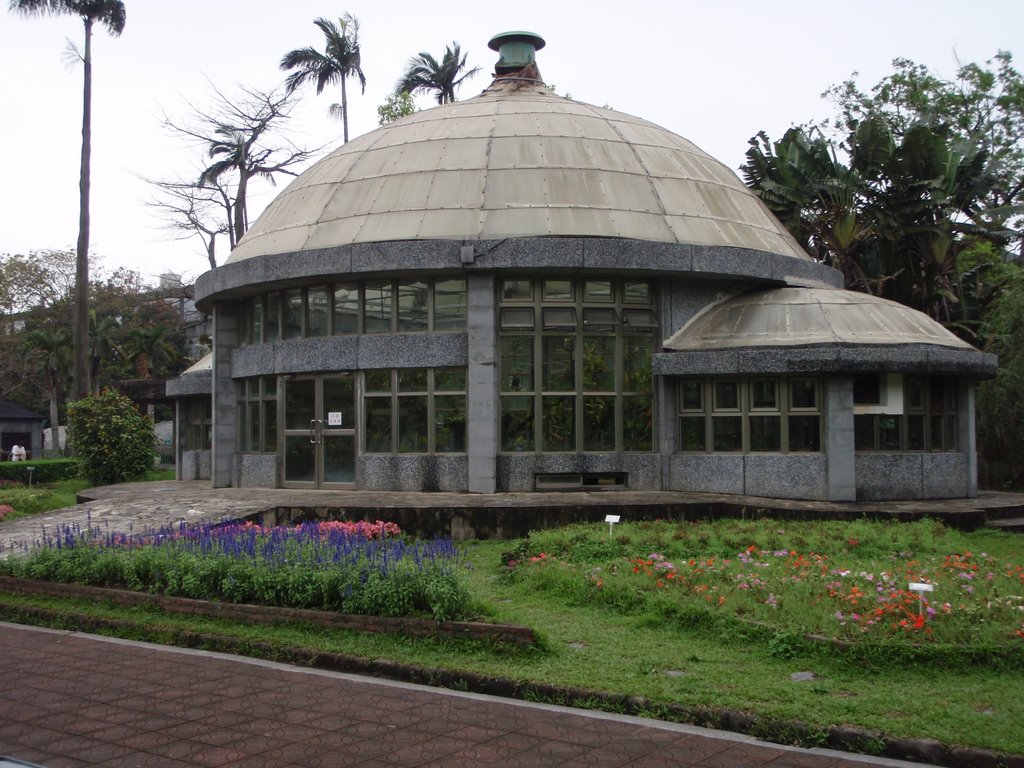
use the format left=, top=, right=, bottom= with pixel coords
left=0, top=623, right=937, bottom=768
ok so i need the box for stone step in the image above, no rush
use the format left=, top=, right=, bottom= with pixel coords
left=985, top=516, right=1024, bottom=532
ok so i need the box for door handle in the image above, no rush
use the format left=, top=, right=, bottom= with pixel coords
left=309, top=419, right=323, bottom=444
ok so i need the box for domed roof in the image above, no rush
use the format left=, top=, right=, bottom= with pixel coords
left=227, top=77, right=809, bottom=264
left=664, top=288, right=976, bottom=351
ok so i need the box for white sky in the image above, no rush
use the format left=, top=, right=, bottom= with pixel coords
left=1, top=0, right=1021, bottom=285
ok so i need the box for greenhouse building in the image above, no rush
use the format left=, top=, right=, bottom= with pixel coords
left=175, top=31, right=996, bottom=501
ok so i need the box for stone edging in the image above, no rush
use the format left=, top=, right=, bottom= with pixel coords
left=0, top=576, right=535, bottom=646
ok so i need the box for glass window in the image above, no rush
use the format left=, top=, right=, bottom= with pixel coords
left=680, top=416, right=706, bottom=451
left=433, top=279, right=466, bottom=330
left=714, top=381, right=739, bottom=411
left=435, top=395, right=466, bottom=453
left=712, top=416, right=742, bottom=451
left=502, top=279, right=532, bottom=301
left=584, top=280, right=613, bottom=302
left=398, top=395, right=428, bottom=452
left=542, top=336, right=575, bottom=392
left=435, top=368, right=466, bottom=391
left=790, top=378, right=818, bottom=409
left=501, top=337, right=533, bottom=393
left=678, top=376, right=820, bottom=454
left=283, top=289, right=303, bottom=340
left=498, top=276, right=656, bottom=455
left=364, top=280, right=392, bottom=333
left=624, top=280, right=651, bottom=303
left=247, top=296, right=263, bottom=344
left=789, top=415, right=821, bottom=452
left=365, top=370, right=391, bottom=393
left=542, top=396, right=575, bottom=451
left=236, top=376, right=278, bottom=452
left=623, top=396, right=652, bottom=451
left=501, top=396, right=534, bottom=451
left=542, top=307, right=577, bottom=330
left=855, top=375, right=957, bottom=452
left=750, top=379, right=777, bottom=410
left=398, top=369, right=428, bottom=392
left=582, top=307, right=618, bottom=331
left=186, top=399, right=212, bottom=451
left=306, top=286, right=329, bottom=338
left=364, top=396, right=392, bottom=453
left=623, top=338, right=652, bottom=392
left=333, top=283, right=359, bottom=334
left=583, top=396, right=615, bottom=450
left=621, top=308, right=658, bottom=329
left=680, top=380, right=703, bottom=411
left=500, top=307, right=535, bottom=330
left=543, top=279, right=574, bottom=301
left=265, top=292, right=280, bottom=342
left=749, top=415, right=781, bottom=452
left=397, top=280, right=429, bottom=332
left=581, top=337, right=615, bottom=391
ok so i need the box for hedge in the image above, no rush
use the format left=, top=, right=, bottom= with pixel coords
left=0, top=459, right=80, bottom=485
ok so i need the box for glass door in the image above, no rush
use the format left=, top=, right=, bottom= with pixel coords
left=282, top=374, right=356, bottom=488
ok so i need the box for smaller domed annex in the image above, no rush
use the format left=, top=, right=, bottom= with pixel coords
left=177, top=31, right=996, bottom=503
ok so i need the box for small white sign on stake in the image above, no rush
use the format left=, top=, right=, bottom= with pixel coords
left=605, top=514, right=620, bottom=538
left=909, top=582, right=934, bottom=618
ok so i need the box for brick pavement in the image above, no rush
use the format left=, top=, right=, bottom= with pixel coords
left=0, top=623, right=936, bottom=768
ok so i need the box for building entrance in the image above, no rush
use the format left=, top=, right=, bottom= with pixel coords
left=282, top=375, right=356, bottom=488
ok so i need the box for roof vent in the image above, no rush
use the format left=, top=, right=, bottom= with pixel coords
left=488, top=31, right=545, bottom=79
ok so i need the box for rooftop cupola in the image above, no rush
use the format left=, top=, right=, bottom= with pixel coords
left=488, top=30, right=545, bottom=84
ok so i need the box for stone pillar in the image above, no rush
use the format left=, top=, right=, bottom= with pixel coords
left=959, top=378, right=978, bottom=497
left=466, top=274, right=497, bottom=493
left=173, top=399, right=185, bottom=481
left=656, top=375, right=674, bottom=490
left=210, top=302, right=240, bottom=488
left=825, top=374, right=856, bottom=501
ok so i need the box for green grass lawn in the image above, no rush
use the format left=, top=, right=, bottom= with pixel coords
left=0, top=469, right=174, bottom=522
left=0, top=516, right=1021, bottom=757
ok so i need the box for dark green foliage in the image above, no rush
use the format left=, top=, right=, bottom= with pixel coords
left=0, top=459, right=79, bottom=484
left=67, top=389, right=155, bottom=485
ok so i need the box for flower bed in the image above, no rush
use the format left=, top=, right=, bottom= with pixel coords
left=504, top=519, right=1024, bottom=648
left=0, top=518, right=474, bottom=621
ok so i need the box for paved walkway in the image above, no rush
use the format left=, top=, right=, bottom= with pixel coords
left=0, top=623, right=936, bottom=768
left=3, top=481, right=1023, bottom=556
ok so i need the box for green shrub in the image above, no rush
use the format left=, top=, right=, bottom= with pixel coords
left=0, top=459, right=79, bottom=485
left=67, top=390, right=156, bottom=486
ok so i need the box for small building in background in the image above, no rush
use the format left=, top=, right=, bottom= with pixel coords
left=0, top=400, right=44, bottom=462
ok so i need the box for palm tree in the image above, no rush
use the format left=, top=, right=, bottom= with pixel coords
left=199, top=126, right=258, bottom=247
left=10, top=0, right=126, bottom=403
left=89, top=310, right=121, bottom=393
left=280, top=14, right=365, bottom=143
left=127, top=325, right=175, bottom=379
left=24, top=326, right=72, bottom=455
left=395, top=42, right=480, bottom=105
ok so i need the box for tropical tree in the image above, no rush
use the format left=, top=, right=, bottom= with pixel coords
left=280, top=13, right=365, bottom=144
left=377, top=91, right=417, bottom=125
left=742, top=113, right=999, bottom=326
left=822, top=51, right=1024, bottom=258
left=163, top=86, right=313, bottom=247
left=126, top=325, right=175, bottom=379
left=10, top=0, right=127, bottom=402
left=395, top=42, right=480, bottom=105
left=89, top=311, right=121, bottom=393
left=23, top=325, right=71, bottom=454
